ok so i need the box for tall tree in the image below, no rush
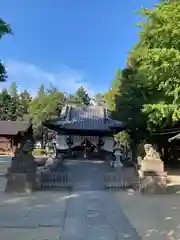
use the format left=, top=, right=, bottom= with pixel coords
left=132, top=1, right=180, bottom=132
left=0, top=18, right=12, bottom=81
left=8, top=82, right=20, bottom=120
left=75, top=86, right=91, bottom=105
left=19, top=90, right=32, bottom=120
left=0, top=89, right=12, bottom=120
left=104, top=69, right=122, bottom=113
left=28, top=84, right=65, bottom=140
left=9, top=82, right=18, bottom=97
left=0, top=85, right=31, bottom=121
left=104, top=1, right=180, bottom=160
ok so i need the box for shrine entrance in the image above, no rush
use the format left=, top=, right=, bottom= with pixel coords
left=69, top=136, right=107, bottom=160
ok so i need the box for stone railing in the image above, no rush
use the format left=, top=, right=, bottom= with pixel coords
left=104, top=167, right=139, bottom=189
left=36, top=171, right=72, bottom=189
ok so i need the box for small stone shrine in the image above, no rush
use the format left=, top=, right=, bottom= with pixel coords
left=138, top=144, right=167, bottom=194
left=5, top=126, right=37, bottom=193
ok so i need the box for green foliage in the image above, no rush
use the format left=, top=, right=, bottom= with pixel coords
left=115, top=131, right=131, bottom=148
left=0, top=18, right=12, bottom=82
left=0, top=18, right=12, bottom=38
left=0, top=81, right=91, bottom=140
left=105, top=1, right=180, bottom=144
left=74, top=86, right=91, bottom=105
left=0, top=89, right=13, bottom=120
left=133, top=2, right=180, bottom=131
left=0, top=83, right=31, bottom=121
left=136, top=3, right=180, bottom=50
left=161, top=0, right=180, bottom=3
left=28, top=83, right=65, bottom=138
left=104, top=69, right=122, bottom=112
left=0, top=82, right=65, bottom=140
left=65, top=87, right=91, bottom=106
left=18, top=90, right=32, bottom=119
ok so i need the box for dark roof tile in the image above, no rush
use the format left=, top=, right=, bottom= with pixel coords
left=0, top=121, right=31, bottom=136
left=44, top=106, right=125, bottom=133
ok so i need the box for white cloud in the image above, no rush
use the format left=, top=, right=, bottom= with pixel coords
left=3, top=59, right=95, bottom=96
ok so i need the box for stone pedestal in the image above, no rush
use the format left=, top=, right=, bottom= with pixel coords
left=139, top=172, right=167, bottom=194
left=138, top=144, right=167, bottom=194
left=5, top=172, right=36, bottom=193
left=5, top=139, right=37, bottom=193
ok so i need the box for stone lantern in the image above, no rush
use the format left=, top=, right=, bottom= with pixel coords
left=113, top=145, right=123, bottom=168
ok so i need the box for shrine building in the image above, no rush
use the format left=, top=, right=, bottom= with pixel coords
left=43, top=105, right=126, bottom=159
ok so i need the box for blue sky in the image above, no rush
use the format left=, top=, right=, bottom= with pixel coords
left=0, top=0, right=158, bottom=96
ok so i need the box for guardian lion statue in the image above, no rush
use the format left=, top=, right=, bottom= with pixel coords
left=144, top=144, right=160, bottom=160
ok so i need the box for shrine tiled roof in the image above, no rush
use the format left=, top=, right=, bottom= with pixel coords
left=0, top=121, right=31, bottom=136
left=67, top=106, right=122, bottom=130
left=43, top=105, right=125, bottom=135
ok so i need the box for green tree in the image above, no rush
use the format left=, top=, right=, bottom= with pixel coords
left=8, top=82, right=21, bottom=120
left=104, top=1, right=180, bottom=162
left=19, top=90, right=32, bottom=120
left=75, top=86, right=91, bottom=105
left=0, top=89, right=12, bottom=120
left=104, top=69, right=122, bottom=113
left=0, top=18, right=12, bottom=81
left=0, top=84, right=31, bottom=121
left=131, top=2, right=180, bottom=132
left=28, top=84, right=65, bottom=140
left=109, top=1, right=180, bottom=135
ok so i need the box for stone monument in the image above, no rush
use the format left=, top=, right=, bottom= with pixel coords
left=138, top=144, right=167, bottom=194
left=5, top=138, right=37, bottom=193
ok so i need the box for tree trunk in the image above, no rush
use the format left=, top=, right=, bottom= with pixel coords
left=131, top=140, right=137, bottom=163
left=41, top=126, right=44, bottom=149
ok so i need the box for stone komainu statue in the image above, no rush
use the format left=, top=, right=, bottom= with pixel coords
left=138, top=143, right=167, bottom=194
left=144, top=144, right=161, bottom=160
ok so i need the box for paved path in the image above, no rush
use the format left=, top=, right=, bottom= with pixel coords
left=115, top=191, right=180, bottom=240
left=2, top=158, right=180, bottom=239
left=63, top=190, right=140, bottom=240
left=0, top=158, right=141, bottom=240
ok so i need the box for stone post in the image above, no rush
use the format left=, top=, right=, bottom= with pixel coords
left=5, top=138, right=37, bottom=193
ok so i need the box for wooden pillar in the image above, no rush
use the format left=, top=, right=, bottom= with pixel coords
left=66, top=136, right=73, bottom=157
left=97, top=137, right=101, bottom=154
left=11, top=137, right=14, bottom=155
